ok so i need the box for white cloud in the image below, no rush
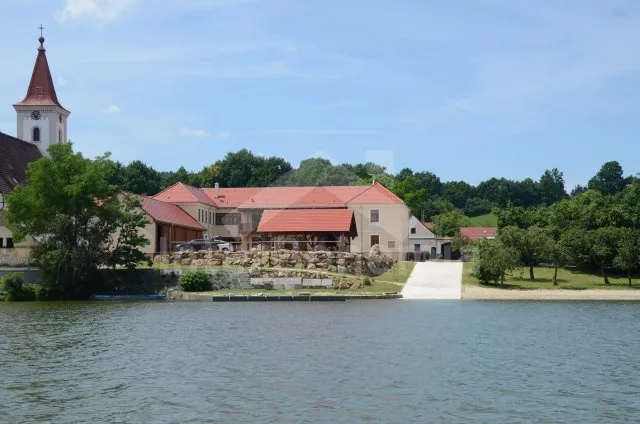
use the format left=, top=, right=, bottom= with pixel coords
left=57, top=0, right=136, bottom=22
left=180, top=127, right=230, bottom=139
left=103, top=104, right=121, bottom=114
left=57, top=76, right=67, bottom=86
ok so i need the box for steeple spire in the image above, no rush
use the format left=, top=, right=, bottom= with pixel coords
left=14, top=29, right=67, bottom=111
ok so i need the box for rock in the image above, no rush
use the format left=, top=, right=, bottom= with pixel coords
left=328, top=265, right=338, bottom=272
left=336, top=259, right=346, bottom=266
left=181, top=258, right=192, bottom=265
left=306, top=263, right=316, bottom=270
left=337, top=265, right=347, bottom=274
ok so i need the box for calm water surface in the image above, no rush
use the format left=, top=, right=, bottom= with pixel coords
left=1, top=300, right=639, bottom=423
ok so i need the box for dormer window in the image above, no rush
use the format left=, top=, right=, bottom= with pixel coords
left=33, top=127, right=40, bottom=142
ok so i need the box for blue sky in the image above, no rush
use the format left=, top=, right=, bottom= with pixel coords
left=1, top=0, right=639, bottom=188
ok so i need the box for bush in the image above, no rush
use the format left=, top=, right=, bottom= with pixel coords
left=211, top=269, right=234, bottom=290
left=472, top=239, right=520, bottom=285
left=180, top=270, right=213, bottom=292
left=363, top=277, right=372, bottom=286
left=0, top=273, right=36, bottom=301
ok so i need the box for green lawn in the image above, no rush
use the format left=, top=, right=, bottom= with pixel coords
left=462, top=262, right=639, bottom=290
left=467, top=214, right=498, bottom=227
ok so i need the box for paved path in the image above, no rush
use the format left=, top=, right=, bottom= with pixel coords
left=401, top=261, right=463, bottom=299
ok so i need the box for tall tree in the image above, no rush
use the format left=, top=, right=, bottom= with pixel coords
left=539, top=168, right=567, bottom=205
left=5, top=144, right=149, bottom=298
left=588, top=161, right=628, bottom=196
left=122, top=160, right=162, bottom=195
left=499, top=226, right=550, bottom=280
left=432, top=209, right=470, bottom=237
left=613, top=229, right=640, bottom=287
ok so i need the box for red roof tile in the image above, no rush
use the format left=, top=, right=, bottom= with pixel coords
left=153, top=183, right=215, bottom=206
left=460, top=227, right=497, bottom=241
left=346, top=182, right=405, bottom=204
left=14, top=37, right=67, bottom=111
left=141, top=196, right=204, bottom=230
left=256, top=209, right=356, bottom=234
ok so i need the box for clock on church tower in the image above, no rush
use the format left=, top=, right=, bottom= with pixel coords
left=13, top=28, right=70, bottom=157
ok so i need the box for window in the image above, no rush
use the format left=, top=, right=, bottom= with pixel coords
left=387, top=240, right=395, bottom=249
left=410, top=227, right=416, bottom=234
left=0, top=238, right=3, bottom=248
left=370, top=235, right=380, bottom=247
left=370, top=209, right=379, bottom=223
left=414, top=244, right=421, bottom=252
left=6, top=238, right=14, bottom=249
left=33, top=127, right=40, bottom=142
left=216, top=213, right=240, bottom=225
left=198, top=209, right=201, bottom=222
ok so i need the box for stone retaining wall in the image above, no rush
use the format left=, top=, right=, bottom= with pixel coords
left=153, top=245, right=395, bottom=277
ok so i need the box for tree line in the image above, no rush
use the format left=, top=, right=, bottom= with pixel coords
left=107, top=149, right=634, bottom=222
left=469, top=180, right=640, bottom=287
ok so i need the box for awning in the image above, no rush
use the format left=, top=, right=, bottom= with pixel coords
left=256, top=209, right=357, bottom=236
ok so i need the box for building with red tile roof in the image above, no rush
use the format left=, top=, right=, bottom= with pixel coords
left=460, top=227, right=497, bottom=241
left=256, top=209, right=357, bottom=235
left=151, top=182, right=410, bottom=258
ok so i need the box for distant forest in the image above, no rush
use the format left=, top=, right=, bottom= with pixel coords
left=106, top=148, right=635, bottom=221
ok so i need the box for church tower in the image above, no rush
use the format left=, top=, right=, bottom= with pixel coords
left=13, top=30, right=69, bottom=157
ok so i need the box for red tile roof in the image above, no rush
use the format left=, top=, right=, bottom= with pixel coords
left=153, top=182, right=215, bottom=206
left=156, top=182, right=404, bottom=209
left=14, top=37, right=67, bottom=111
left=141, top=196, right=204, bottom=230
left=460, top=227, right=497, bottom=241
left=256, top=209, right=357, bottom=235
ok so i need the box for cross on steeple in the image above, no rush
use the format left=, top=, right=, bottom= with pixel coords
left=38, top=24, right=45, bottom=37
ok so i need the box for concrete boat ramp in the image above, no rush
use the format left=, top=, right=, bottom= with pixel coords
left=401, top=261, right=463, bottom=300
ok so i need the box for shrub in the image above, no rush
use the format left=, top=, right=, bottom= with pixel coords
left=0, top=273, right=36, bottom=301
left=363, top=277, right=372, bottom=286
left=472, top=239, right=520, bottom=285
left=437, top=254, right=444, bottom=260
left=211, top=269, right=234, bottom=290
left=180, top=270, right=213, bottom=292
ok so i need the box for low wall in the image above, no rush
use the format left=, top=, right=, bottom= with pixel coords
left=0, top=268, right=42, bottom=284
left=153, top=245, right=395, bottom=277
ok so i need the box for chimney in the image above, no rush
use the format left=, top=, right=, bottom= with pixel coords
left=214, top=182, right=220, bottom=198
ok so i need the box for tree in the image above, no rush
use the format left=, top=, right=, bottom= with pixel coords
left=440, top=181, right=474, bottom=209
left=588, top=161, right=628, bottom=196
left=432, top=209, right=470, bottom=237
left=613, top=229, right=640, bottom=287
left=282, top=158, right=357, bottom=186
left=122, top=160, right=162, bottom=195
left=463, top=197, right=495, bottom=217
left=539, top=168, right=567, bottom=205
left=472, top=239, right=520, bottom=285
left=163, top=166, right=192, bottom=188
left=499, top=226, right=550, bottom=280
left=5, top=144, right=150, bottom=299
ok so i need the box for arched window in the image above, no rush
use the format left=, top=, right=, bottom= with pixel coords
left=33, top=127, right=40, bottom=142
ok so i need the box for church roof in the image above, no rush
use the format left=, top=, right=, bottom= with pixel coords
left=0, top=131, right=42, bottom=194
left=14, top=36, right=68, bottom=112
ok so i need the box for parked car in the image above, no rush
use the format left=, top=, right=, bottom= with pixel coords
left=175, top=238, right=234, bottom=252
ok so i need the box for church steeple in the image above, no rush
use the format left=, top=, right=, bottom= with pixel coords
left=13, top=28, right=70, bottom=157
left=14, top=30, right=67, bottom=111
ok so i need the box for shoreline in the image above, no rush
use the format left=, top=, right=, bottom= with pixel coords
left=462, top=284, right=640, bottom=300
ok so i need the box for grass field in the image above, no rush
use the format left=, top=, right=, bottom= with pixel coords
left=466, top=214, right=498, bottom=227
left=462, top=262, right=639, bottom=290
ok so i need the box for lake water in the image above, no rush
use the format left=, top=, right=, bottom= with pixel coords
left=1, top=301, right=639, bottom=423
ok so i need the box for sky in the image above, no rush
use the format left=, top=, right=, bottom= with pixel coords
left=1, top=0, right=639, bottom=188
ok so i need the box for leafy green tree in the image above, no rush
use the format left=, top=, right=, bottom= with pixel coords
left=588, top=161, right=628, bottom=196
left=496, top=204, right=545, bottom=229
left=472, top=239, right=520, bottom=285
left=163, top=166, right=192, bottom=188
left=441, top=181, right=475, bottom=209
left=499, top=226, right=550, bottom=280
left=432, top=209, right=470, bottom=237
left=539, top=168, right=567, bottom=205
left=281, top=158, right=357, bottom=186
left=122, top=160, right=162, bottom=195
left=463, top=197, right=495, bottom=217
left=5, top=144, right=150, bottom=299
left=613, top=229, right=640, bottom=287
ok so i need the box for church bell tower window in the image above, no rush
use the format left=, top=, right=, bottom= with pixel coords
left=33, top=127, right=40, bottom=142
